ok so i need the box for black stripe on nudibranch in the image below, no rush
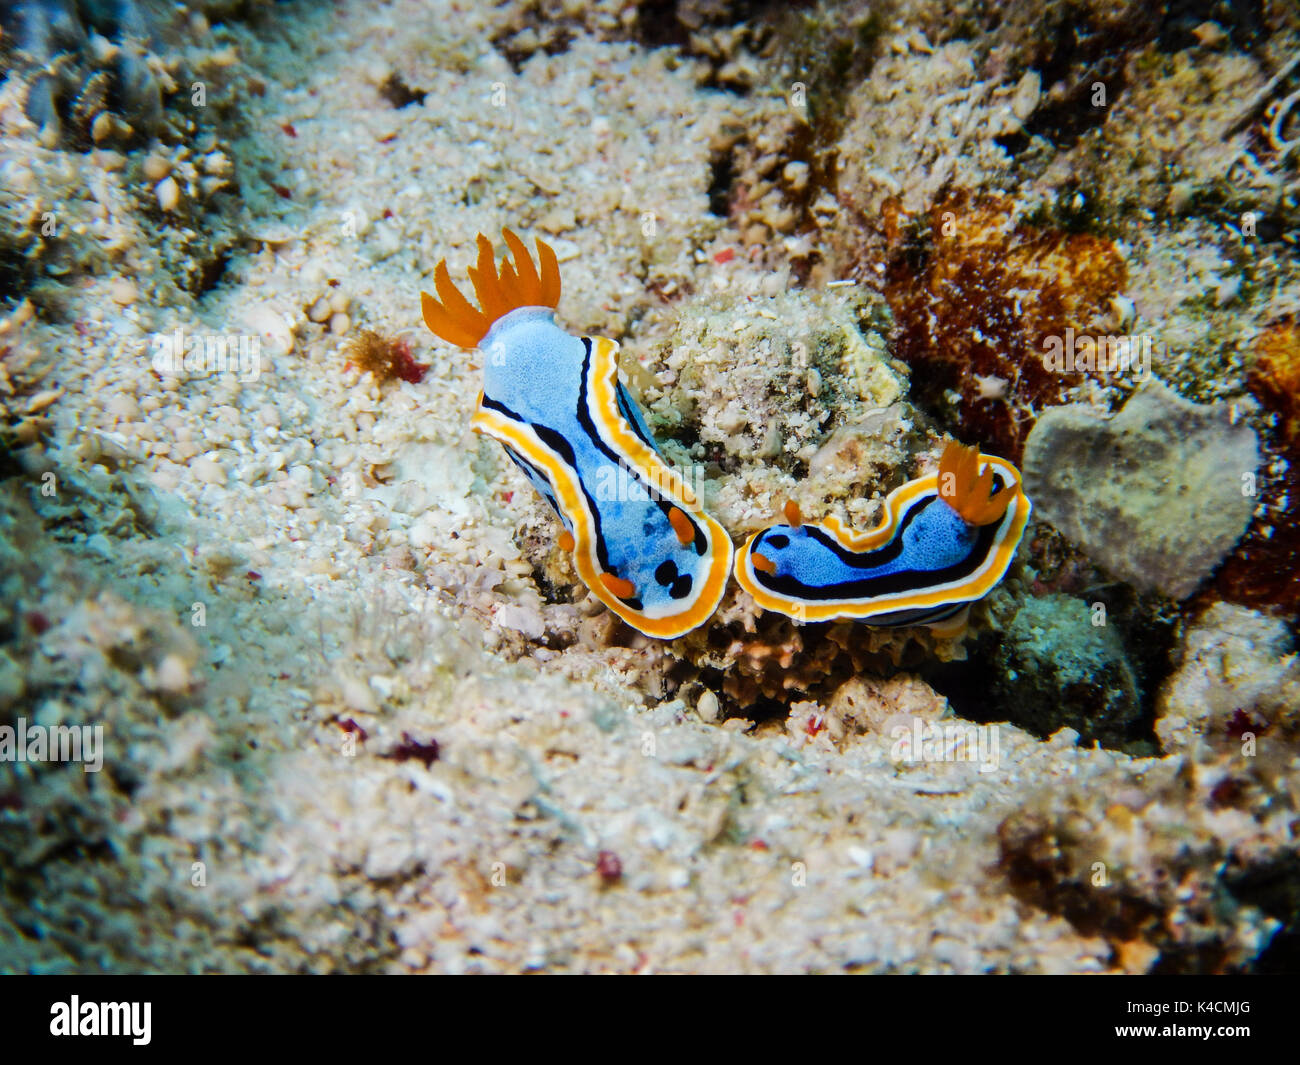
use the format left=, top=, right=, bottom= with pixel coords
left=615, top=379, right=664, bottom=458
left=576, top=338, right=707, bottom=557
left=501, top=443, right=563, bottom=520
left=481, top=392, right=615, bottom=573
left=864, top=601, right=968, bottom=627
left=810, top=480, right=1002, bottom=574
left=577, top=339, right=656, bottom=485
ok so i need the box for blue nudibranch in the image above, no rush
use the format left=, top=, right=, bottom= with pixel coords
left=734, top=442, right=1031, bottom=634
left=420, top=230, right=733, bottom=638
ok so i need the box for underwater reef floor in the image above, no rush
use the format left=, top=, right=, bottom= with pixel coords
left=0, top=0, right=1298, bottom=972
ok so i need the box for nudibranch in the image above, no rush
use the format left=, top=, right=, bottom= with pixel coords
left=734, top=442, right=1031, bottom=633
left=420, top=230, right=734, bottom=639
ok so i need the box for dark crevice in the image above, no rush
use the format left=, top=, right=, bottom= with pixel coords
left=635, top=0, right=789, bottom=50
left=636, top=0, right=694, bottom=49
left=919, top=594, right=1169, bottom=755
left=189, top=248, right=230, bottom=296
left=1226, top=852, right=1300, bottom=973
left=1156, top=0, right=1265, bottom=53
left=1019, top=7, right=1161, bottom=149
left=378, top=73, right=426, bottom=109
left=706, top=143, right=736, bottom=217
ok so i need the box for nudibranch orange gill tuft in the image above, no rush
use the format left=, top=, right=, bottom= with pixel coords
left=421, top=229, right=734, bottom=639
left=735, top=441, right=1031, bottom=632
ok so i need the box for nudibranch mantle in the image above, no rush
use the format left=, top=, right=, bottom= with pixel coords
left=422, top=231, right=733, bottom=639
left=734, top=443, right=1031, bottom=630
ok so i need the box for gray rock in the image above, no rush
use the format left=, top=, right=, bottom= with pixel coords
left=1023, top=379, right=1259, bottom=600
left=990, top=594, right=1143, bottom=748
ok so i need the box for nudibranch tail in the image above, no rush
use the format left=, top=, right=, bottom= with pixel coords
left=421, top=229, right=733, bottom=639
left=420, top=228, right=561, bottom=349
left=734, top=443, right=1032, bottom=628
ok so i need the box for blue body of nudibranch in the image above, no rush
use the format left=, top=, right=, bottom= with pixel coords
left=421, top=232, right=732, bottom=638
left=734, top=446, right=1031, bottom=631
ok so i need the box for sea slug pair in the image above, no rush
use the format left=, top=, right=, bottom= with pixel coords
left=420, top=230, right=1031, bottom=639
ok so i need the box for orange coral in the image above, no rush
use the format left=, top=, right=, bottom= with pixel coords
left=937, top=441, right=1019, bottom=526
left=883, top=193, right=1128, bottom=461
left=1248, top=317, right=1300, bottom=447
left=420, top=229, right=560, bottom=349
left=1214, top=318, right=1300, bottom=614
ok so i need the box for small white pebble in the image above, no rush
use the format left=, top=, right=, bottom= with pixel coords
left=90, top=35, right=118, bottom=64
left=1011, top=70, right=1041, bottom=120
left=107, top=394, right=138, bottom=420
left=1110, top=294, right=1136, bottom=329
left=95, top=149, right=126, bottom=172
left=201, top=151, right=231, bottom=176
left=361, top=60, right=391, bottom=87
left=142, top=154, right=171, bottom=181
left=24, top=389, right=62, bottom=414
left=329, top=312, right=350, bottom=335
left=1191, top=20, right=1228, bottom=47
left=782, top=160, right=810, bottom=191
left=339, top=675, right=377, bottom=713
left=109, top=279, right=137, bottom=306
left=153, top=654, right=191, bottom=694
left=974, top=373, right=1008, bottom=400
left=91, top=113, right=115, bottom=144
left=156, top=177, right=181, bottom=211
left=191, top=456, right=223, bottom=484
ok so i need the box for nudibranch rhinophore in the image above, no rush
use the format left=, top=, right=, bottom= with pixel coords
left=734, top=442, right=1031, bottom=634
left=420, top=230, right=734, bottom=639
